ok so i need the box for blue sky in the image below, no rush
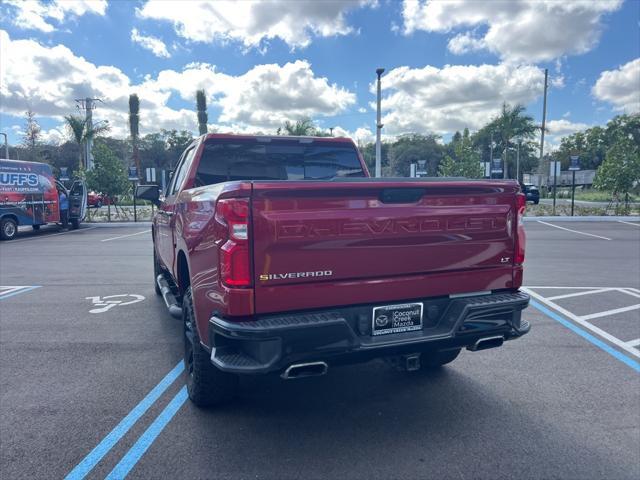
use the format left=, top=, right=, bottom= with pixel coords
left=1, top=0, right=638, bottom=148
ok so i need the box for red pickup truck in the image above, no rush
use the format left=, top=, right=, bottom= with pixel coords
left=136, top=134, right=530, bottom=407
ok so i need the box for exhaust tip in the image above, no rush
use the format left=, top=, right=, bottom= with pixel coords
left=281, top=361, right=328, bottom=380
left=467, top=335, right=504, bottom=352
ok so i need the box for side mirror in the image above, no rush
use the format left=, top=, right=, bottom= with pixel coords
left=136, top=184, right=161, bottom=206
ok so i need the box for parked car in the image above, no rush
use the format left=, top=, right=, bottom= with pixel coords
left=137, top=134, right=530, bottom=407
left=520, top=182, right=540, bottom=204
left=87, top=191, right=104, bottom=208
left=87, top=192, right=116, bottom=208
left=0, top=159, right=86, bottom=240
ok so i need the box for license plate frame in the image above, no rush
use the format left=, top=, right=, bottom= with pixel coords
left=371, top=302, right=424, bottom=336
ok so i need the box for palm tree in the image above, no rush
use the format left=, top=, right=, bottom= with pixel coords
left=65, top=115, right=87, bottom=169
left=64, top=114, right=110, bottom=170
left=129, top=94, right=141, bottom=180
left=493, top=103, right=538, bottom=178
left=282, top=117, right=316, bottom=136
left=196, top=89, right=208, bottom=135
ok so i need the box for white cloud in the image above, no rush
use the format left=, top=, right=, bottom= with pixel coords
left=546, top=119, right=590, bottom=137
left=39, top=126, right=67, bottom=145
left=403, top=0, right=622, bottom=62
left=447, top=32, right=486, bottom=55
left=0, top=30, right=356, bottom=140
left=330, top=126, right=374, bottom=144
left=592, top=58, right=640, bottom=113
left=5, top=0, right=107, bottom=32
left=137, top=0, right=374, bottom=49
left=376, top=63, right=544, bottom=135
left=131, top=28, right=171, bottom=58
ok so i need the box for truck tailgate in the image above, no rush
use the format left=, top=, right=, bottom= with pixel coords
left=251, top=180, right=519, bottom=314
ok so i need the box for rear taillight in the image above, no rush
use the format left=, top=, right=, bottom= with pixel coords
left=515, top=193, right=526, bottom=264
left=215, top=198, right=251, bottom=287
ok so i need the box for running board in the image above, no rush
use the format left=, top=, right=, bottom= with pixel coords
left=156, top=274, right=182, bottom=319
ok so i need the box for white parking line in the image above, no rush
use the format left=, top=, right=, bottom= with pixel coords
left=580, top=304, right=640, bottom=321
left=621, top=288, right=640, bottom=298
left=522, top=287, right=640, bottom=359
left=536, top=221, right=612, bottom=240
left=546, top=288, right=614, bottom=301
left=618, top=220, right=640, bottom=227
left=627, top=339, right=640, bottom=347
left=101, top=230, right=149, bottom=242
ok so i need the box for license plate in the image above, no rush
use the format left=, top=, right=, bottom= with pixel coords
left=372, top=302, right=423, bottom=336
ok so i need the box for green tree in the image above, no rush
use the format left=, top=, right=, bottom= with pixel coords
left=593, top=135, right=640, bottom=213
left=474, top=103, right=539, bottom=178
left=196, top=89, right=208, bottom=135
left=22, top=110, right=41, bottom=161
left=281, top=117, right=316, bottom=136
left=438, top=128, right=483, bottom=178
left=129, top=93, right=142, bottom=180
left=388, top=133, right=444, bottom=177
left=556, top=114, right=640, bottom=171
left=63, top=114, right=110, bottom=169
left=86, top=143, right=131, bottom=201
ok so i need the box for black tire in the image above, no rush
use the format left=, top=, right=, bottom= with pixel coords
left=420, top=348, right=461, bottom=370
left=32, top=224, right=41, bottom=231
left=534, top=199, right=539, bottom=205
left=183, top=287, right=238, bottom=407
left=153, top=248, right=162, bottom=296
left=0, top=217, right=18, bottom=240
left=70, top=218, right=79, bottom=230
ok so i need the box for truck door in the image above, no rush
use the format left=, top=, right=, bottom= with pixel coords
left=157, top=146, right=196, bottom=273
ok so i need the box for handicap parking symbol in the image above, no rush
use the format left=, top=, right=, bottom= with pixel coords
left=86, top=294, right=145, bottom=314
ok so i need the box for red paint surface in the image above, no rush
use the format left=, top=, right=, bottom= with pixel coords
left=152, top=134, right=525, bottom=344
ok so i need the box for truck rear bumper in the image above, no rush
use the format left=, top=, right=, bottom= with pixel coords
left=208, top=290, right=530, bottom=375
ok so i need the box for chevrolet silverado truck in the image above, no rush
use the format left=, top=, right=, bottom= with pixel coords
left=136, top=133, right=530, bottom=407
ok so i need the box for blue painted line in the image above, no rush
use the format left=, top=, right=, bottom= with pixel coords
left=64, top=361, right=185, bottom=480
left=0, top=286, right=41, bottom=300
left=530, top=300, right=640, bottom=373
left=105, top=386, right=189, bottom=480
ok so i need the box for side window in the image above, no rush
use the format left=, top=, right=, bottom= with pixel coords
left=169, top=147, right=195, bottom=196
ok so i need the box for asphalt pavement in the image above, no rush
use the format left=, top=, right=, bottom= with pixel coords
left=1, top=220, right=639, bottom=479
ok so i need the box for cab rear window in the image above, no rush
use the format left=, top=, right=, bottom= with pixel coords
left=194, top=139, right=365, bottom=187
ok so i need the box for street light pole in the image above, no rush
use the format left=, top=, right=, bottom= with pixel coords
left=375, top=68, right=385, bottom=178
left=0, top=132, right=8, bottom=159
left=516, top=137, right=521, bottom=182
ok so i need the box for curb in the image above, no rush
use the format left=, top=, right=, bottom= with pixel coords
left=524, top=216, right=639, bottom=222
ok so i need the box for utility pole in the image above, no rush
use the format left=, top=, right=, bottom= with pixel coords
left=375, top=68, right=385, bottom=178
left=489, top=133, right=494, bottom=179
left=539, top=69, right=548, bottom=177
left=75, top=97, right=102, bottom=170
left=0, top=132, right=8, bottom=159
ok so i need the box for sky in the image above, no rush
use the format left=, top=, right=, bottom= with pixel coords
left=0, top=0, right=639, bottom=150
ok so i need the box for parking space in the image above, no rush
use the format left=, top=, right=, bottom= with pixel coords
left=0, top=221, right=639, bottom=479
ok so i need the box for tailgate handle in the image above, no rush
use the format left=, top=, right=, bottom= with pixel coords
left=379, top=188, right=425, bottom=204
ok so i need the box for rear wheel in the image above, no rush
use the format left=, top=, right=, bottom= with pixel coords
left=32, top=224, right=41, bottom=231
left=183, top=287, right=238, bottom=407
left=0, top=218, right=17, bottom=240
left=70, top=218, right=79, bottom=230
left=420, top=348, right=461, bottom=370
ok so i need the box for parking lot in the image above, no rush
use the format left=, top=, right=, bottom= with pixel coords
left=1, top=220, right=639, bottom=479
